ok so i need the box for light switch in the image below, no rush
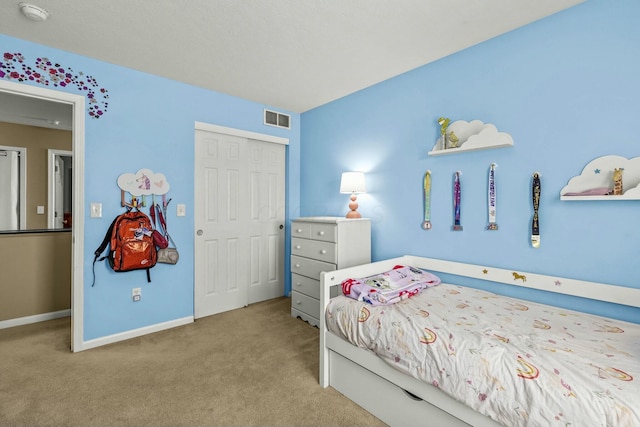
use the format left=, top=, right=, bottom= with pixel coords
left=176, top=204, right=186, bottom=217
left=36, top=205, right=45, bottom=214
left=90, top=202, right=102, bottom=218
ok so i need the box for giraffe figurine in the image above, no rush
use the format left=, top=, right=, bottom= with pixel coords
left=612, top=168, right=624, bottom=195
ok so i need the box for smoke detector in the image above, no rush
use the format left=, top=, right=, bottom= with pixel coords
left=19, top=3, right=49, bottom=22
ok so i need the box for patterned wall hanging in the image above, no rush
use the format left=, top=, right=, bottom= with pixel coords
left=1, top=52, right=109, bottom=119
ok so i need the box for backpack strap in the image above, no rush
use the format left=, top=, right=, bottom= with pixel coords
left=92, top=214, right=119, bottom=287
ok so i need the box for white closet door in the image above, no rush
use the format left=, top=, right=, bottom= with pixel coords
left=246, top=139, right=285, bottom=304
left=194, top=130, right=285, bottom=318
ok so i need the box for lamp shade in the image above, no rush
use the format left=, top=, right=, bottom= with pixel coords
left=340, top=172, right=366, bottom=194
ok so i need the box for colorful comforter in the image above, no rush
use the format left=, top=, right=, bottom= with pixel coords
left=325, top=283, right=640, bottom=427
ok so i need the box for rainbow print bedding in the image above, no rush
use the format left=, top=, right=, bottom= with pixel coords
left=325, top=282, right=640, bottom=427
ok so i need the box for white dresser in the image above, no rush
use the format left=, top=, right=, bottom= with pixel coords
left=290, top=217, right=371, bottom=326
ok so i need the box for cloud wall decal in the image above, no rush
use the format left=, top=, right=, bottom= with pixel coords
left=117, top=168, right=170, bottom=196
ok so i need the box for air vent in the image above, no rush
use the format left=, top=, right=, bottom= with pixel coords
left=264, top=109, right=290, bottom=129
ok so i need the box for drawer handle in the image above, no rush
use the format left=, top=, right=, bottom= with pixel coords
left=296, top=228, right=303, bottom=233
left=296, top=300, right=302, bottom=305
left=318, top=231, right=325, bottom=236
left=402, top=389, right=424, bottom=401
left=295, top=245, right=302, bottom=250
left=294, top=264, right=301, bottom=268
left=295, top=282, right=302, bottom=287
left=320, top=249, right=327, bottom=254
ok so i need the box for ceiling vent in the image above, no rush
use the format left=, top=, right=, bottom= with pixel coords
left=264, top=109, right=290, bottom=129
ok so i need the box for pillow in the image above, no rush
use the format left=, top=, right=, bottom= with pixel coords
left=341, top=265, right=441, bottom=306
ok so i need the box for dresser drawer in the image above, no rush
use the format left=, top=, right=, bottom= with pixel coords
left=291, top=255, right=336, bottom=279
left=310, top=223, right=337, bottom=243
left=291, top=237, right=337, bottom=264
left=291, top=291, right=319, bottom=319
left=291, top=273, right=320, bottom=299
left=291, top=222, right=311, bottom=239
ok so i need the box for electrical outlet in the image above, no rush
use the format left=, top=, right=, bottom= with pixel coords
left=132, top=288, right=141, bottom=302
left=176, top=204, right=186, bottom=217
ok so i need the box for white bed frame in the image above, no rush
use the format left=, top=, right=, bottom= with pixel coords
left=319, top=255, right=640, bottom=427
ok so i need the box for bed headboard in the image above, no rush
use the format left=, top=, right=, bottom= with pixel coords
left=320, top=255, right=640, bottom=309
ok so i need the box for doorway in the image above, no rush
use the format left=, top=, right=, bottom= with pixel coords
left=193, top=122, right=288, bottom=318
left=0, top=79, right=85, bottom=352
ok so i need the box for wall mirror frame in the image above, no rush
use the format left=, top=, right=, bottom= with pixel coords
left=0, top=79, right=85, bottom=352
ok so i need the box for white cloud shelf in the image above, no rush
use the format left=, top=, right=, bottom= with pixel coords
left=560, top=155, right=640, bottom=201
left=428, top=120, right=514, bottom=156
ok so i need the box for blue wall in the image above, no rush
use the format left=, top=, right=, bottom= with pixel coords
left=300, top=0, right=640, bottom=323
left=2, top=0, right=638, bottom=342
left=1, top=34, right=301, bottom=340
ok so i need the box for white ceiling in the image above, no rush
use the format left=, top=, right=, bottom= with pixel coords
left=0, top=0, right=584, bottom=125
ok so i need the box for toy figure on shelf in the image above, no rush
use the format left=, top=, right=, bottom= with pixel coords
left=438, top=117, right=459, bottom=149
left=611, top=168, right=624, bottom=195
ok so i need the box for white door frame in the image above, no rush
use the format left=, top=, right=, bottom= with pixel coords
left=195, top=122, right=289, bottom=146
left=193, top=121, right=288, bottom=316
left=47, top=149, right=73, bottom=229
left=0, top=80, right=85, bottom=352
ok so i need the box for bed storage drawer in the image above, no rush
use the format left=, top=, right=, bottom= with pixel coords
left=329, top=351, right=470, bottom=427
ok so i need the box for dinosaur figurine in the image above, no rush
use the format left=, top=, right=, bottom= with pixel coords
left=438, top=117, right=450, bottom=137
left=448, top=131, right=459, bottom=147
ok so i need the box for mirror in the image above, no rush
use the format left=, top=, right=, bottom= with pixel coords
left=0, top=91, right=72, bottom=232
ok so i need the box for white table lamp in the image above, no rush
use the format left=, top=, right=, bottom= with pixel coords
left=340, top=172, right=366, bottom=218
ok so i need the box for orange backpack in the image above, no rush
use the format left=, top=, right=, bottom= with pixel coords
left=92, top=209, right=157, bottom=285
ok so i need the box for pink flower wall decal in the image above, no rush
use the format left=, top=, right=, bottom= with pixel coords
left=1, top=52, right=109, bottom=119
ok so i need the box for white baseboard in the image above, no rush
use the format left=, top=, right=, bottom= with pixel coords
left=0, top=309, right=71, bottom=329
left=75, top=316, right=194, bottom=352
